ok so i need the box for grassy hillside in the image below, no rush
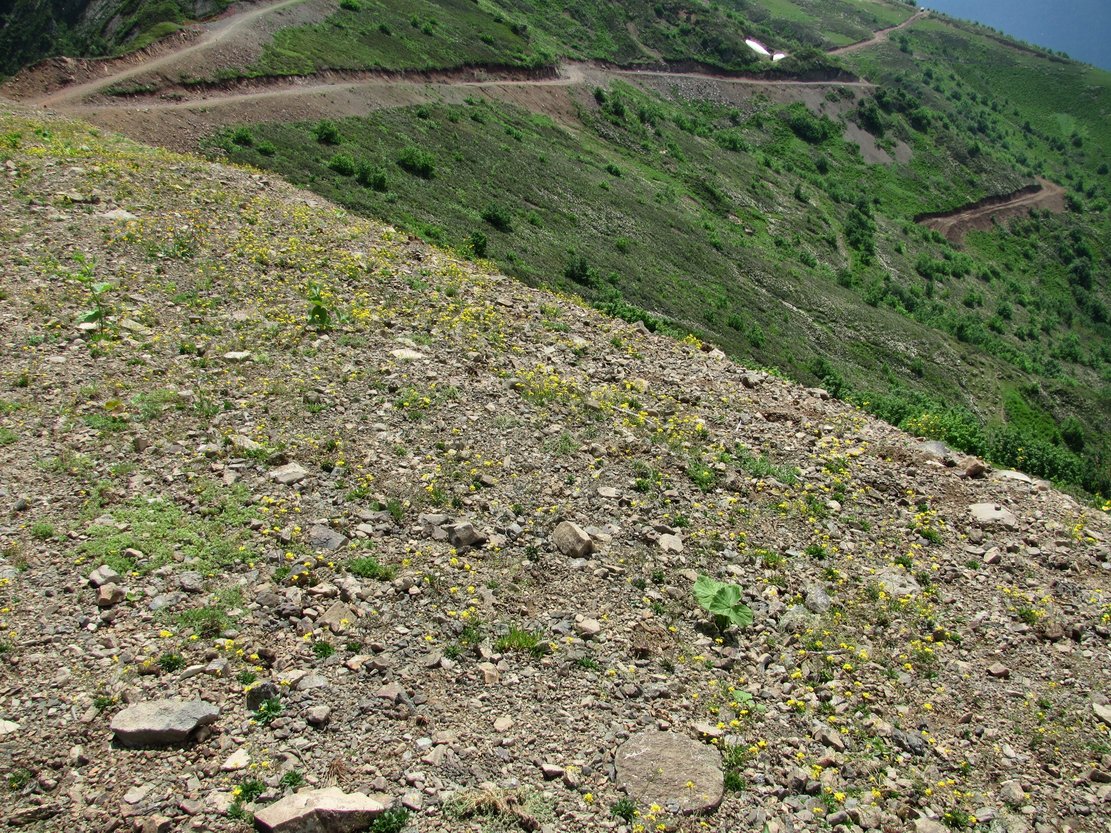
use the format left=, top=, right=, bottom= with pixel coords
left=0, top=0, right=232, bottom=77
left=210, top=54, right=1110, bottom=496
left=251, top=0, right=911, bottom=77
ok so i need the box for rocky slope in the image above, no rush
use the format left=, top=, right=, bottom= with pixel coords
left=0, top=104, right=1109, bottom=833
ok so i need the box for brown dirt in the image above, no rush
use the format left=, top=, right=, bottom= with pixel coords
left=827, top=10, right=929, bottom=56
left=2, top=0, right=329, bottom=107
left=0, top=0, right=917, bottom=165
left=917, top=178, right=1067, bottom=243
left=42, top=61, right=880, bottom=154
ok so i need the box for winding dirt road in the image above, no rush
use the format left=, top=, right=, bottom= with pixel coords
left=828, top=10, right=929, bottom=56
left=39, top=0, right=311, bottom=107
left=15, top=0, right=908, bottom=114
left=917, top=178, right=1067, bottom=242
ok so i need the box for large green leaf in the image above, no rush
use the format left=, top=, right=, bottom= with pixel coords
left=693, top=574, right=753, bottom=629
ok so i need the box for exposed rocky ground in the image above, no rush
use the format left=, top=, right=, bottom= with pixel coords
left=0, top=105, right=1109, bottom=833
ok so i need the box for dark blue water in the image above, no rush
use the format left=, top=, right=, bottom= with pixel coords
left=922, top=0, right=1111, bottom=71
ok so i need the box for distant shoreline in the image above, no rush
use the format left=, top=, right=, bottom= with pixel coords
left=923, top=0, right=1111, bottom=71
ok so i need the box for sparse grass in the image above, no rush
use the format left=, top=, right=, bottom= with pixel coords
left=279, top=770, right=305, bottom=790
left=30, top=521, right=55, bottom=541
left=158, top=652, right=186, bottom=672
left=494, top=625, right=547, bottom=657
left=368, top=807, right=411, bottom=833
left=176, top=605, right=232, bottom=637
left=347, top=556, right=396, bottom=580
left=444, top=785, right=551, bottom=832
left=254, top=697, right=283, bottom=726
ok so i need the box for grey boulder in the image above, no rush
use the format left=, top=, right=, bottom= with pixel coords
left=253, top=787, right=387, bottom=833
left=614, top=730, right=723, bottom=815
left=110, top=699, right=219, bottom=747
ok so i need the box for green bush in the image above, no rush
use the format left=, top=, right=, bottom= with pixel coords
left=481, top=203, right=513, bottom=232
left=328, top=154, right=356, bottom=176
left=347, top=556, right=395, bottom=580
left=313, top=120, right=342, bottom=145
left=470, top=231, right=488, bottom=257
left=397, top=146, right=435, bottom=178
left=785, top=105, right=838, bottom=144
left=355, top=161, right=388, bottom=191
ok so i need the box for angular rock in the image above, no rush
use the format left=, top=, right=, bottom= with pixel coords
left=318, top=601, right=356, bottom=633
left=0, top=719, right=19, bottom=736
left=964, top=459, right=989, bottom=478
left=993, top=469, right=1032, bottom=483
left=97, top=583, right=126, bottom=608
left=969, top=503, right=1017, bottom=530
left=804, top=585, right=831, bottom=614
left=221, top=749, right=251, bottom=771
left=308, top=524, right=348, bottom=550
left=294, top=671, right=327, bottom=692
left=375, top=682, right=407, bottom=704
left=446, top=522, right=485, bottom=549
left=658, top=533, right=684, bottom=554
left=253, top=787, right=386, bottom=833
left=88, top=565, right=121, bottom=587
left=177, top=571, right=204, bottom=593
left=552, top=521, right=593, bottom=558
left=1092, top=702, right=1111, bottom=727
left=999, top=780, right=1025, bottom=805
left=306, top=706, right=331, bottom=727
left=246, top=682, right=280, bottom=712
left=914, top=817, right=947, bottom=833
left=271, top=463, right=309, bottom=486
left=813, top=724, right=846, bottom=752
left=875, top=568, right=921, bottom=597
left=987, top=662, right=1010, bottom=679
left=893, top=729, right=928, bottom=757
left=110, top=700, right=219, bottom=748
left=574, top=616, right=602, bottom=638
left=614, top=729, right=723, bottom=815
left=920, top=441, right=954, bottom=464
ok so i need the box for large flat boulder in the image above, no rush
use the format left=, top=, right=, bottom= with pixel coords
left=615, top=730, right=723, bottom=815
left=969, top=503, right=1018, bottom=530
left=110, top=699, right=219, bottom=747
left=254, top=787, right=387, bottom=833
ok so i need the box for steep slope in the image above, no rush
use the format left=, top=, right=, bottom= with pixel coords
left=1, top=105, right=1110, bottom=833
left=4, top=1, right=1107, bottom=498
left=0, top=0, right=234, bottom=78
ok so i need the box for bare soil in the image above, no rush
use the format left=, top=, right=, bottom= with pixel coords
left=827, top=11, right=929, bottom=56
left=917, top=178, right=1067, bottom=243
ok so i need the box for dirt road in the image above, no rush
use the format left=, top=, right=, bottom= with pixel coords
left=828, top=10, right=928, bottom=56
left=38, top=0, right=311, bottom=107
left=917, top=178, right=1067, bottom=242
